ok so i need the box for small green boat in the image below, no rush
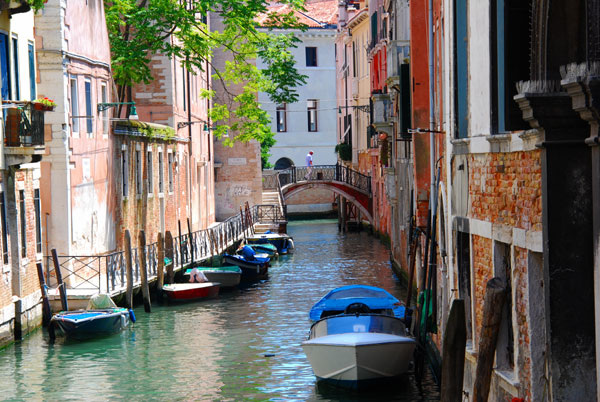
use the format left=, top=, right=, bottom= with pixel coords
left=241, top=243, right=279, bottom=258
left=184, top=266, right=242, bottom=288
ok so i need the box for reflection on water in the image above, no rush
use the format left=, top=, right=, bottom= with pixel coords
left=0, top=219, right=439, bottom=401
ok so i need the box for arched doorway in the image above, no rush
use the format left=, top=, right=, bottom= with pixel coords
left=274, top=157, right=294, bottom=170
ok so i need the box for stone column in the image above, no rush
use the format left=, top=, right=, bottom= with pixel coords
left=515, top=86, right=596, bottom=400
left=562, top=70, right=600, bottom=401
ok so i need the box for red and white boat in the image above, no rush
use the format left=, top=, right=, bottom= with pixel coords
left=162, top=282, right=220, bottom=302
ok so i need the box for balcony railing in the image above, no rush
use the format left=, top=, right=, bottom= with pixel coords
left=4, top=103, right=45, bottom=147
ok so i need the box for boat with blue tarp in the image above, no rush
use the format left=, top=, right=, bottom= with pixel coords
left=222, top=245, right=269, bottom=281
left=245, top=231, right=294, bottom=254
left=308, top=284, right=407, bottom=322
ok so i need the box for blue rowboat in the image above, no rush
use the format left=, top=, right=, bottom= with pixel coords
left=222, top=252, right=269, bottom=281
left=50, top=308, right=133, bottom=339
left=308, top=285, right=407, bottom=322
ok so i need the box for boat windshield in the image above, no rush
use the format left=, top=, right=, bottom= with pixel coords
left=328, top=287, right=388, bottom=300
left=310, top=315, right=407, bottom=339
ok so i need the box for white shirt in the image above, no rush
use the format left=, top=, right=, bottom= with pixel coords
left=305, top=153, right=313, bottom=166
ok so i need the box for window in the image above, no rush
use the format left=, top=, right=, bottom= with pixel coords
left=456, top=230, right=472, bottom=341
left=0, top=192, right=7, bottom=264
left=12, top=36, right=19, bottom=100
left=494, top=241, right=514, bottom=370
left=491, top=0, right=530, bottom=133
left=307, top=100, right=318, bottom=132
left=19, top=190, right=25, bottom=258
left=147, top=149, right=153, bottom=194
left=85, top=79, right=93, bottom=135
left=121, top=147, right=128, bottom=197
left=167, top=152, right=174, bottom=193
left=34, top=189, right=41, bottom=254
left=306, top=47, right=317, bottom=67
left=101, top=82, right=108, bottom=135
left=27, top=42, right=36, bottom=100
left=454, top=0, right=468, bottom=138
left=0, top=33, right=11, bottom=100
left=28, top=42, right=35, bottom=100
left=70, top=77, right=79, bottom=133
left=182, top=66, right=187, bottom=112
left=352, top=42, right=357, bottom=77
left=135, top=149, right=142, bottom=195
left=276, top=103, right=287, bottom=132
left=158, top=150, right=164, bottom=193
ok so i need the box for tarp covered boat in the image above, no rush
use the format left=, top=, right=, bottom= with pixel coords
left=184, top=266, right=242, bottom=288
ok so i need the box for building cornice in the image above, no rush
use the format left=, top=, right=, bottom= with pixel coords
left=347, top=9, right=369, bottom=30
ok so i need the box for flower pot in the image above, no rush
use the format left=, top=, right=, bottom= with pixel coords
left=33, top=102, right=44, bottom=111
left=43, top=105, right=55, bottom=111
left=378, top=133, right=388, bottom=141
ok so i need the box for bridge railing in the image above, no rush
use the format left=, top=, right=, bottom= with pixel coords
left=274, top=164, right=371, bottom=195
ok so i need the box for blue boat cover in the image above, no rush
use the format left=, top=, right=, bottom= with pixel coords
left=242, top=245, right=256, bottom=259
left=309, top=285, right=406, bottom=321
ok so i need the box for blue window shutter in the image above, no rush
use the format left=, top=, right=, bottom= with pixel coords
left=28, top=43, right=35, bottom=100
left=12, top=38, right=19, bottom=100
left=85, top=80, right=92, bottom=133
left=455, top=0, right=468, bottom=138
left=0, top=34, right=10, bottom=100
left=496, top=0, right=506, bottom=133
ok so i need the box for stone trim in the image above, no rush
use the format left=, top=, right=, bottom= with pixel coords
left=466, top=217, right=543, bottom=253
left=451, top=131, right=544, bottom=155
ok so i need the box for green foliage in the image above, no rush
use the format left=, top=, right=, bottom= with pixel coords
left=335, top=143, right=352, bottom=162
left=104, top=0, right=308, bottom=159
left=120, top=120, right=176, bottom=141
left=26, top=0, right=46, bottom=10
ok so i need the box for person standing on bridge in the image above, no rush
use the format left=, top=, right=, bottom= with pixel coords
left=304, top=150, right=314, bottom=180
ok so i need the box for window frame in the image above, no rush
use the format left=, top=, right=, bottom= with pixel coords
left=158, top=149, right=164, bottom=194
left=19, top=190, right=26, bottom=258
left=34, top=188, right=41, bottom=254
left=305, top=46, right=318, bottom=67
left=84, top=78, right=93, bottom=136
left=11, top=35, right=19, bottom=100
left=147, top=148, right=153, bottom=196
left=100, top=82, right=108, bottom=136
left=276, top=103, right=287, bottom=132
left=28, top=42, right=35, bottom=100
left=167, top=151, right=174, bottom=193
left=307, top=99, right=318, bottom=132
left=135, top=147, right=142, bottom=196
left=70, top=76, right=79, bottom=134
left=121, top=146, right=128, bottom=198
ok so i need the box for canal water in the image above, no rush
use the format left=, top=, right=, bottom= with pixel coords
left=0, top=219, right=439, bottom=401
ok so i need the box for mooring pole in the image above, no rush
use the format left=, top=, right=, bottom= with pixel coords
left=124, top=230, right=134, bottom=310
left=51, top=248, right=68, bottom=311
left=139, top=230, right=151, bottom=313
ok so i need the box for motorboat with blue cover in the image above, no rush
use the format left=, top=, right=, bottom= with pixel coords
left=245, top=231, right=294, bottom=254
left=239, top=243, right=279, bottom=258
left=50, top=294, right=134, bottom=339
left=222, top=245, right=269, bottom=281
left=308, top=285, right=407, bottom=322
left=302, top=285, right=416, bottom=388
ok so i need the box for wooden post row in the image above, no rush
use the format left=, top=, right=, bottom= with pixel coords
left=51, top=248, right=68, bottom=311
left=165, top=231, right=174, bottom=284
left=138, top=230, right=151, bottom=313
left=440, top=299, right=467, bottom=402
left=157, top=232, right=165, bottom=298
left=473, top=277, right=507, bottom=402
left=124, top=230, right=134, bottom=310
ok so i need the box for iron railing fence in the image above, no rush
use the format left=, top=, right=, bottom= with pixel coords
left=44, top=204, right=276, bottom=294
left=275, top=164, right=372, bottom=196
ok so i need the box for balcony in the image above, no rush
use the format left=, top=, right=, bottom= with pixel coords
left=386, top=40, right=410, bottom=89
left=371, top=93, right=392, bottom=135
left=0, top=0, right=33, bottom=15
left=3, top=102, right=46, bottom=166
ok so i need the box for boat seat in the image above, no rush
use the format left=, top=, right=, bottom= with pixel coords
left=344, top=302, right=371, bottom=315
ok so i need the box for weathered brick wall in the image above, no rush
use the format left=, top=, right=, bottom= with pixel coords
left=214, top=139, right=262, bottom=221
left=114, top=137, right=190, bottom=249
left=469, top=151, right=542, bottom=230
left=287, top=188, right=335, bottom=205
left=357, top=149, right=391, bottom=235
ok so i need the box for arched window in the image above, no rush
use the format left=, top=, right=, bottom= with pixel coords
left=274, top=157, right=294, bottom=170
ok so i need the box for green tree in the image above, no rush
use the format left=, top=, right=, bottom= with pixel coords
left=104, top=0, right=307, bottom=168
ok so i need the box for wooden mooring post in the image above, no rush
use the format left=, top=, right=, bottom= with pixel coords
left=156, top=232, right=165, bottom=301
left=36, top=262, right=52, bottom=327
left=51, top=248, right=68, bottom=311
left=138, top=230, right=151, bottom=313
left=187, top=218, right=194, bottom=262
left=124, top=230, right=134, bottom=310
left=441, top=299, right=467, bottom=402
left=165, top=231, right=174, bottom=284
left=473, top=277, right=507, bottom=402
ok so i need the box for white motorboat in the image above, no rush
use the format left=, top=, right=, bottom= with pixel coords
left=302, top=313, right=416, bottom=388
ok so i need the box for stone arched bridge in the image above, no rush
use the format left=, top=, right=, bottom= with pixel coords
left=263, top=165, right=373, bottom=223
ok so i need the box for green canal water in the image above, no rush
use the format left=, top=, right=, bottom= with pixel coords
left=0, top=219, right=440, bottom=401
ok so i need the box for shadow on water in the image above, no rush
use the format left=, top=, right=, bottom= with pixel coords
left=0, top=219, right=439, bottom=401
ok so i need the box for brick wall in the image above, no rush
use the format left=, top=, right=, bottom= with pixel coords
left=287, top=188, right=335, bottom=205
left=514, top=246, right=532, bottom=400
left=469, top=151, right=542, bottom=230
left=471, top=234, right=493, bottom=346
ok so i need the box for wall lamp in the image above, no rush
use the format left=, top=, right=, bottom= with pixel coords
left=177, top=120, right=228, bottom=137
left=97, top=102, right=138, bottom=120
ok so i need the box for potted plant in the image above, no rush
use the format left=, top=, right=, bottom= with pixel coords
left=335, top=142, right=352, bottom=161
left=33, top=97, right=56, bottom=111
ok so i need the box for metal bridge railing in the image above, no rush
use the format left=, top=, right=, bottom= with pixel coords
left=271, top=164, right=371, bottom=196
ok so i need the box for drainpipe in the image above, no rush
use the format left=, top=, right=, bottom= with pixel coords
left=428, top=0, right=436, bottom=209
